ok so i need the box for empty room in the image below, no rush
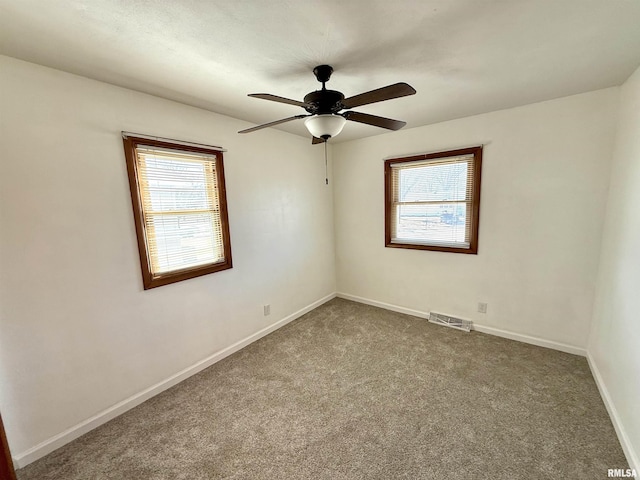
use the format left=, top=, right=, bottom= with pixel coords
left=1, top=1, right=639, bottom=479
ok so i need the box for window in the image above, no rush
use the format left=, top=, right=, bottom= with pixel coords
left=385, top=146, right=482, bottom=254
left=123, top=135, right=232, bottom=289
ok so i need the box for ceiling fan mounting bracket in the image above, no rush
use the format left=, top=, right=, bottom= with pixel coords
left=313, top=64, right=334, bottom=85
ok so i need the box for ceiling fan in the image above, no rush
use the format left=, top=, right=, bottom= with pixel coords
left=238, top=65, right=416, bottom=143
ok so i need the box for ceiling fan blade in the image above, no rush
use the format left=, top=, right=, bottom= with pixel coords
left=343, top=111, right=406, bottom=130
left=341, top=83, right=416, bottom=109
left=248, top=93, right=311, bottom=109
left=312, top=136, right=325, bottom=145
left=238, top=115, right=309, bottom=134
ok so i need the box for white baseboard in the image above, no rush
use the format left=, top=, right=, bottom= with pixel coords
left=336, top=292, right=430, bottom=319
left=471, top=323, right=586, bottom=356
left=587, top=353, right=639, bottom=472
left=336, top=292, right=586, bottom=356
left=13, top=292, right=336, bottom=469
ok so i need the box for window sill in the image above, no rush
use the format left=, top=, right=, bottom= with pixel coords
left=385, top=241, right=477, bottom=254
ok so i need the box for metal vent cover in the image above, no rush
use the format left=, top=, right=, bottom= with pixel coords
left=428, top=312, right=472, bottom=332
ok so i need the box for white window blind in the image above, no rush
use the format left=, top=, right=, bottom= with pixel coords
left=390, top=154, right=476, bottom=249
left=135, top=146, right=225, bottom=276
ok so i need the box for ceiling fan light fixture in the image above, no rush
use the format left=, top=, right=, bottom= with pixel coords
left=304, top=114, right=346, bottom=140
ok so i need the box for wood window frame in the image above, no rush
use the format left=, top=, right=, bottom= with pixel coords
left=123, top=136, right=232, bottom=289
left=384, top=146, right=483, bottom=254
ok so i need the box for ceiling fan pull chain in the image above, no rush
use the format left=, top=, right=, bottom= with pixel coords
left=324, top=140, right=328, bottom=185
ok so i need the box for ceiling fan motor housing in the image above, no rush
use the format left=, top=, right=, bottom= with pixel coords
left=303, top=89, right=345, bottom=114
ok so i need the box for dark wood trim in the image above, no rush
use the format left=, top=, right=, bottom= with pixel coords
left=384, top=242, right=479, bottom=254
left=121, top=132, right=224, bottom=152
left=214, top=148, right=233, bottom=272
left=123, top=136, right=153, bottom=288
left=123, top=136, right=233, bottom=290
left=384, top=146, right=483, bottom=166
left=384, top=146, right=483, bottom=255
left=384, top=160, right=392, bottom=247
left=0, top=414, right=17, bottom=480
left=123, top=135, right=224, bottom=157
left=469, top=146, right=483, bottom=254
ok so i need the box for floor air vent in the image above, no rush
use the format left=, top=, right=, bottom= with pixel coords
left=428, top=312, right=472, bottom=332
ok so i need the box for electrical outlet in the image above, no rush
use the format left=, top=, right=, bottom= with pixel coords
left=478, top=302, right=488, bottom=314
left=263, top=304, right=270, bottom=316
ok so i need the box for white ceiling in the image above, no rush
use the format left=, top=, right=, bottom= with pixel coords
left=2, top=0, right=640, bottom=143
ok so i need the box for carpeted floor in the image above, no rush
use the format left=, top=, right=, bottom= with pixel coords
left=17, top=298, right=627, bottom=479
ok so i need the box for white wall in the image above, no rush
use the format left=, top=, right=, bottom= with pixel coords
left=588, top=65, right=640, bottom=470
left=333, top=89, right=618, bottom=351
left=1, top=52, right=634, bottom=470
left=0, top=56, right=336, bottom=461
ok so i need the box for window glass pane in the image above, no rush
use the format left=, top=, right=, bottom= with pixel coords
left=148, top=212, right=223, bottom=273
left=142, top=156, right=212, bottom=212
left=398, top=161, right=468, bottom=203
left=394, top=203, right=468, bottom=246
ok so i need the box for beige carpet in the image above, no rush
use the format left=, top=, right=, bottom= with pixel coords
left=17, top=298, right=627, bottom=479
